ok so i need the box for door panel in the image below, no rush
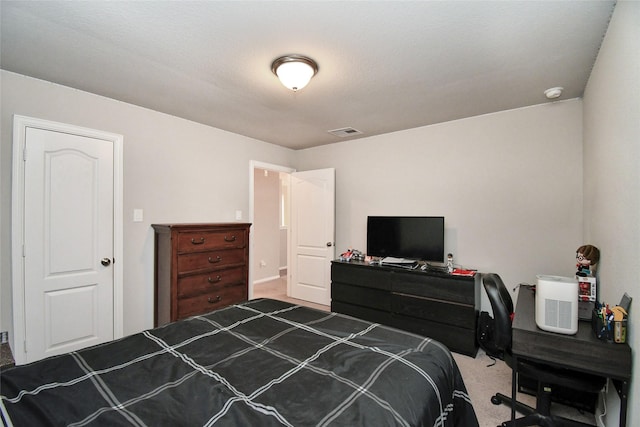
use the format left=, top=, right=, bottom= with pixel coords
left=290, top=168, right=335, bottom=305
left=46, top=147, right=100, bottom=274
left=45, top=284, right=99, bottom=350
left=23, top=127, right=114, bottom=362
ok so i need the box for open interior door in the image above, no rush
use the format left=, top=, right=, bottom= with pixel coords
left=289, top=168, right=335, bottom=306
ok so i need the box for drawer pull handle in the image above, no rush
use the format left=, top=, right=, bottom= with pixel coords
left=208, top=296, right=222, bottom=304
left=208, top=275, right=222, bottom=283
left=208, top=256, right=222, bottom=264
left=224, top=235, right=237, bottom=242
left=191, top=237, right=205, bottom=245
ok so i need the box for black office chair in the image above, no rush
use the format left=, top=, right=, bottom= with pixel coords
left=482, top=273, right=605, bottom=427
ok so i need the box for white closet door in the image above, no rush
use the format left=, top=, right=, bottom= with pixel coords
left=22, top=127, right=115, bottom=363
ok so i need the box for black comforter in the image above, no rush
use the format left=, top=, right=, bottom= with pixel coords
left=1, top=299, right=478, bottom=426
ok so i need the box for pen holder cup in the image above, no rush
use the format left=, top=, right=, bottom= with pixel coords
left=591, top=309, right=613, bottom=342
left=614, top=319, right=627, bottom=344
left=591, top=309, right=628, bottom=343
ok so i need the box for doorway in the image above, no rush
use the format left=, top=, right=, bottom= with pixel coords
left=253, top=168, right=289, bottom=285
left=249, top=161, right=295, bottom=301
left=251, top=164, right=329, bottom=312
left=249, top=162, right=335, bottom=308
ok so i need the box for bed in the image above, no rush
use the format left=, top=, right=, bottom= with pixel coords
left=1, top=298, right=478, bottom=426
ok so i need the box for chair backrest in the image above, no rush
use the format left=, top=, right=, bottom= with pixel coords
left=482, top=273, right=514, bottom=354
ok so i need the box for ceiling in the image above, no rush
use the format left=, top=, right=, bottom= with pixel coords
left=0, top=1, right=615, bottom=150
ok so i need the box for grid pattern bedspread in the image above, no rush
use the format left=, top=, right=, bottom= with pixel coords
left=1, top=299, right=478, bottom=426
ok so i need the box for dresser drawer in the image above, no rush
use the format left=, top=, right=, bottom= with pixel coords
left=177, top=229, right=247, bottom=253
left=177, top=248, right=247, bottom=274
left=331, top=301, right=393, bottom=326
left=331, top=262, right=392, bottom=291
left=177, top=284, right=247, bottom=320
left=332, top=283, right=391, bottom=311
left=392, top=293, right=476, bottom=329
left=392, top=274, right=476, bottom=305
left=177, top=267, right=245, bottom=299
left=392, top=314, right=478, bottom=356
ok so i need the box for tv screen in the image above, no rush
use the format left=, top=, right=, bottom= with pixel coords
left=367, top=216, right=445, bottom=262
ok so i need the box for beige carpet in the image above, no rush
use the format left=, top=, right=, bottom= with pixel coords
left=253, top=278, right=597, bottom=427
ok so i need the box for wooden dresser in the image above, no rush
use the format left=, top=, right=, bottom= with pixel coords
left=152, top=223, right=251, bottom=326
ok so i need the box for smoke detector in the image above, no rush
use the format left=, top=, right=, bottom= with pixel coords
left=544, top=87, right=564, bottom=99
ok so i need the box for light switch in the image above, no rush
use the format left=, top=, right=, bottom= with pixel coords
left=235, top=210, right=242, bottom=220
left=133, top=209, right=144, bottom=222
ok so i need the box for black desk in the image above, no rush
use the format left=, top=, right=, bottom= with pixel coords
left=511, top=285, right=632, bottom=426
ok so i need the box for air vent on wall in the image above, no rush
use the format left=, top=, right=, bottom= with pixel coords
left=328, top=127, right=363, bottom=138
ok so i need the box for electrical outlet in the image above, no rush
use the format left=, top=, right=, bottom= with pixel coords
left=0, top=331, right=8, bottom=344
left=260, top=260, right=267, bottom=268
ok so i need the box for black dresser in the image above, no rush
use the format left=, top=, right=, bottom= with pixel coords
left=331, top=260, right=480, bottom=356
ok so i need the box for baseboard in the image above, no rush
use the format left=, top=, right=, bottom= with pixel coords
left=253, top=275, right=281, bottom=285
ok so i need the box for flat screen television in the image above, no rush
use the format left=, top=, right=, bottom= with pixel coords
left=367, top=216, right=445, bottom=262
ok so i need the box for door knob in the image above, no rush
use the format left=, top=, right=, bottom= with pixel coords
left=326, top=242, right=333, bottom=247
left=101, top=258, right=112, bottom=266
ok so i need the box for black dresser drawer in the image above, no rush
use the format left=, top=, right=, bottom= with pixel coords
left=392, top=273, right=476, bottom=305
left=392, top=293, right=476, bottom=329
left=332, top=282, right=392, bottom=311
left=331, top=262, right=392, bottom=291
left=392, top=314, right=478, bottom=356
left=331, top=301, right=393, bottom=326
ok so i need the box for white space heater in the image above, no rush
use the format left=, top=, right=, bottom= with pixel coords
left=535, top=275, right=579, bottom=335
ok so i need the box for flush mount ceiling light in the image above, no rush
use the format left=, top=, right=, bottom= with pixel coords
left=271, top=55, right=318, bottom=91
left=544, top=87, right=564, bottom=99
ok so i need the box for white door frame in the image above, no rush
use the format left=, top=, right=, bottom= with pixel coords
left=248, top=160, right=295, bottom=299
left=11, top=115, right=124, bottom=364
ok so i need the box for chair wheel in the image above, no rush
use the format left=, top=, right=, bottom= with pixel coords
left=491, top=394, right=502, bottom=405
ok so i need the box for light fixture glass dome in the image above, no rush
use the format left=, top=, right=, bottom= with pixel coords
left=272, top=55, right=318, bottom=91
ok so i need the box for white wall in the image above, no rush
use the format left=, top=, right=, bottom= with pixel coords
left=253, top=168, right=281, bottom=282
left=0, top=71, right=295, bottom=341
left=279, top=172, right=289, bottom=272
left=297, top=100, right=584, bottom=305
left=583, top=2, right=639, bottom=425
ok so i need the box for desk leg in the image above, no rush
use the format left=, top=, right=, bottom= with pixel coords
left=511, top=355, right=517, bottom=421
left=619, top=379, right=628, bottom=427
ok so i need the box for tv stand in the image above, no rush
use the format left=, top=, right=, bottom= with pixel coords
left=331, top=260, right=480, bottom=356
